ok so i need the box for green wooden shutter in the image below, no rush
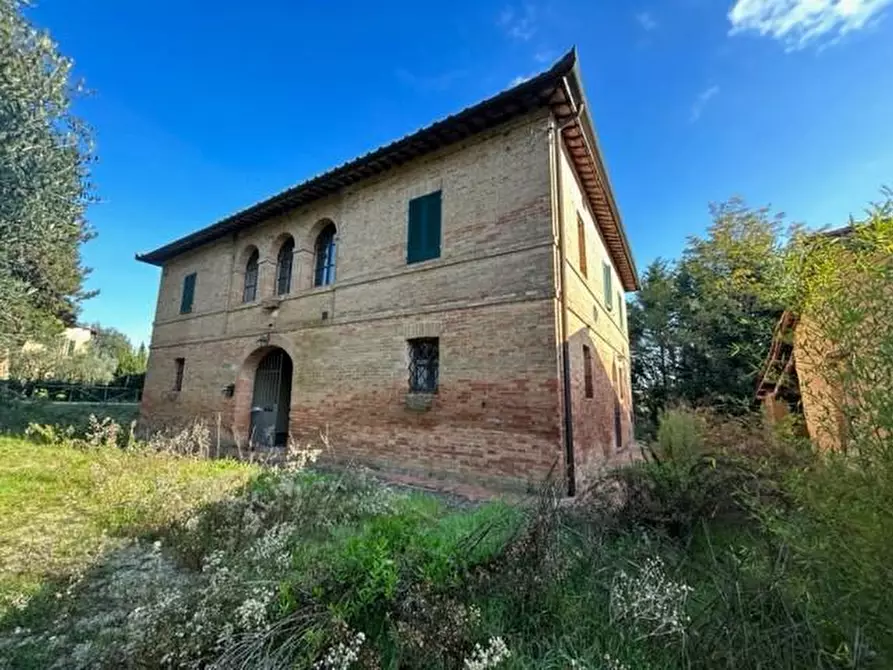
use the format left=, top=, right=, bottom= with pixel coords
left=407, top=197, right=424, bottom=263
left=603, top=263, right=613, bottom=310
left=407, top=191, right=442, bottom=264
left=180, top=272, right=196, bottom=314
left=424, top=191, right=441, bottom=261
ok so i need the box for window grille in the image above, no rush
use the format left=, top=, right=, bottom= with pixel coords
left=408, top=337, right=439, bottom=393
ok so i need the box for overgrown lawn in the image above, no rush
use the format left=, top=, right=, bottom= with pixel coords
left=0, top=436, right=257, bottom=615
left=1, top=415, right=891, bottom=669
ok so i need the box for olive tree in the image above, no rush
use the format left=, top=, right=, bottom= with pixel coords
left=0, top=0, right=95, bottom=350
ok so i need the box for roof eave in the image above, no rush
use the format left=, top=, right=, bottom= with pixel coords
left=570, top=63, right=639, bottom=291
left=550, top=59, right=639, bottom=292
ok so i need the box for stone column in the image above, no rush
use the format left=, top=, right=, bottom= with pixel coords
left=295, top=247, right=315, bottom=290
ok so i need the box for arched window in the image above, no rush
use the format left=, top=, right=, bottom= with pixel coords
left=313, top=223, right=337, bottom=287
left=276, top=238, right=294, bottom=296
left=243, top=249, right=259, bottom=303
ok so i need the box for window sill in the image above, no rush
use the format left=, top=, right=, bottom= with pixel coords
left=306, top=283, right=336, bottom=295
left=405, top=392, right=436, bottom=411
left=260, top=296, right=282, bottom=311
left=406, top=255, right=442, bottom=268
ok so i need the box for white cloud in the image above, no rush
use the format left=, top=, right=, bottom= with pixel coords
left=636, top=11, right=658, bottom=31
left=508, top=73, right=537, bottom=86
left=498, top=4, right=537, bottom=40
left=729, top=0, right=892, bottom=49
left=533, top=49, right=555, bottom=63
left=690, top=85, right=719, bottom=122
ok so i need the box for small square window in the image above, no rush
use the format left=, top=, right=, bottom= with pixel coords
left=408, top=337, right=439, bottom=393
left=174, top=357, right=185, bottom=392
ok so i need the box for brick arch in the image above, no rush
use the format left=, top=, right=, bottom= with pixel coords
left=302, top=217, right=338, bottom=250
left=308, top=219, right=338, bottom=288
left=271, top=233, right=297, bottom=295
left=237, top=243, right=261, bottom=266
left=232, top=243, right=262, bottom=305
left=231, top=335, right=298, bottom=442
left=267, top=231, right=296, bottom=261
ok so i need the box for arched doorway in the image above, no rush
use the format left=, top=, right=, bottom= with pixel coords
left=249, top=348, right=293, bottom=447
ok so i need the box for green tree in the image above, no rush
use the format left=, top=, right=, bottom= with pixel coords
left=92, top=325, right=130, bottom=361
left=134, top=342, right=148, bottom=374
left=629, top=198, right=789, bottom=428
left=785, top=192, right=893, bottom=458
left=628, top=259, right=681, bottom=431
left=674, top=199, right=788, bottom=409
left=92, top=325, right=147, bottom=377
left=10, top=334, right=115, bottom=383
left=0, top=0, right=95, bottom=351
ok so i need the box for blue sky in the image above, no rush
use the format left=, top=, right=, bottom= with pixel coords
left=30, top=0, right=893, bottom=346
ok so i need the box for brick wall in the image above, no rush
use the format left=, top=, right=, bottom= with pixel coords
left=142, top=111, right=565, bottom=490
left=555, top=139, right=634, bottom=486
left=140, top=110, right=635, bottom=492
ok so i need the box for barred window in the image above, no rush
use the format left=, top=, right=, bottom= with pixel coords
left=612, top=360, right=622, bottom=449
left=243, top=249, right=259, bottom=303
left=174, top=357, right=185, bottom=392
left=583, top=345, right=594, bottom=398
left=276, top=237, right=294, bottom=295
left=408, top=337, right=439, bottom=393
left=314, top=223, right=337, bottom=287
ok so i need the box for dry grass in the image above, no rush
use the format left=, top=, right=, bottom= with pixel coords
left=0, top=436, right=257, bottom=615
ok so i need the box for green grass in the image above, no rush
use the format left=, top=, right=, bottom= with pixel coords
left=1, top=415, right=891, bottom=669
left=0, top=436, right=257, bottom=614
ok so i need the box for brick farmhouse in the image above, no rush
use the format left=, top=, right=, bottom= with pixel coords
left=137, top=50, right=639, bottom=494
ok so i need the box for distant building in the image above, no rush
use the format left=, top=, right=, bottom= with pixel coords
left=136, top=50, right=639, bottom=494
left=0, top=326, right=95, bottom=380
left=756, top=225, right=886, bottom=451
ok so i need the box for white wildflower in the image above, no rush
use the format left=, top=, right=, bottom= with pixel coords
left=464, top=636, right=511, bottom=670
left=466, top=604, right=482, bottom=627
left=313, top=630, right=366, bottom=670
left=235, top=587, right=272, bottom=630
left=10, top=593, right=31, bottom=611
left=284, top=442, right=322, bottom=471
left=247, top=523, right=295, bottom=569
left=601, top=653, right=630, bottom=670
left=610, top=556, right=694, bottom=639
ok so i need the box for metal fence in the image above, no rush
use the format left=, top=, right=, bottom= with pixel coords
left=0, top=379, right=142, bottom=403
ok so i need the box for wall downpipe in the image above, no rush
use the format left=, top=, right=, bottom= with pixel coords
left=550, top=102, right=579, bottom=498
